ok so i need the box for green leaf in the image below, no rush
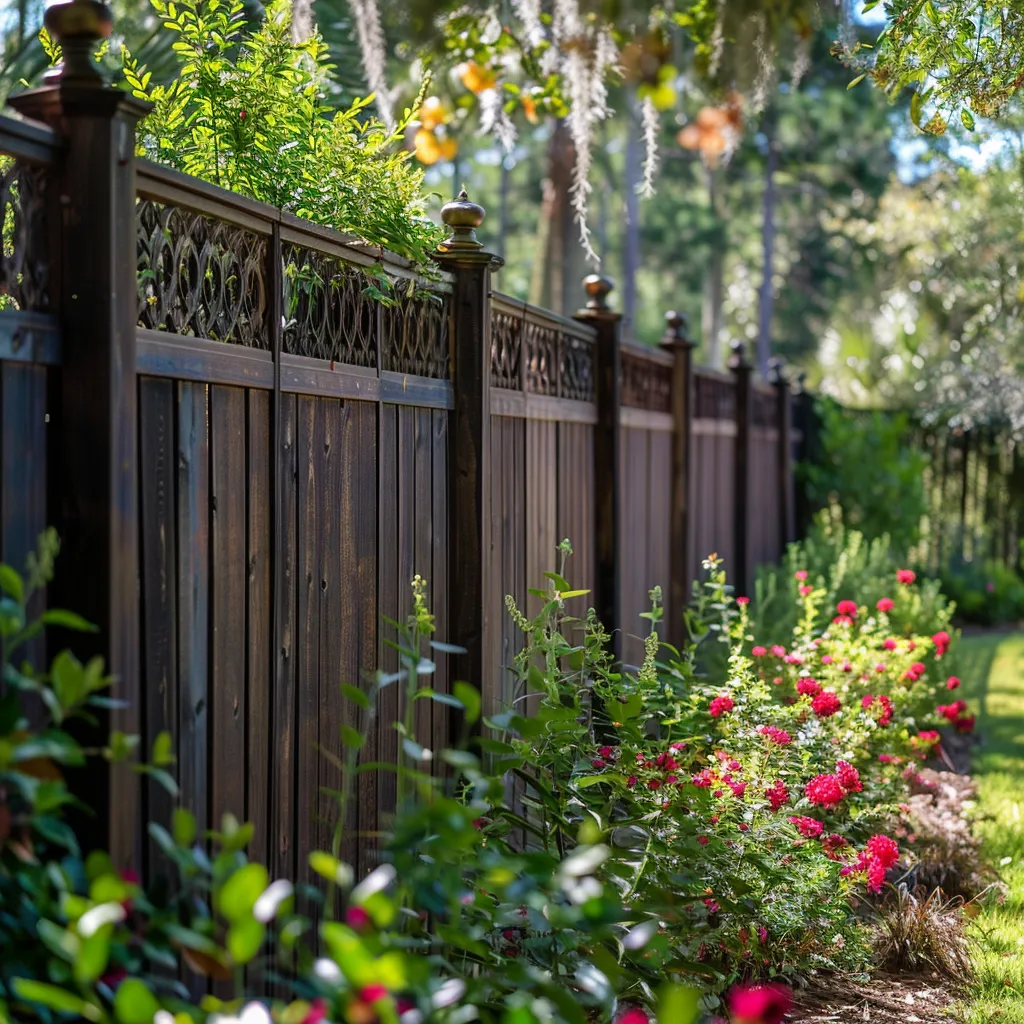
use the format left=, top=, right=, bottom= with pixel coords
left=41, top=609, right=97, bottom=632
left=340, top=683, right=370, bottom=711
left=0, top=564, right=24, bottom=603
left=151, top=729, right=175, bottom=766
left=340, top=724, right=365, bottom=749
left=309, top=852, right=353, bottom=888
left=544, top=571, right=571, bottom=592
left=12, top=980, right=94, bottom=1018
left=217, top=863, right=269, bottom=922
left=74, top=928, right=113, bottom=986
left=658, top=984, right=700, bottom=1024
left=453, top=681, right=481, bottom=723
left=113, top=978, right=160, bottom=1024
left=910, top=88, right=924, bottom=127
left=227, top=918, right=265, bottom=964
left=173, top=807, right=197, bottom=847
left=960, top=107, right=976, bottom=130
left=847, top=73, right=866, bottom=90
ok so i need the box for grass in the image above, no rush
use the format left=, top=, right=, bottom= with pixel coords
left=955, top=631, right=1024, bottom=1023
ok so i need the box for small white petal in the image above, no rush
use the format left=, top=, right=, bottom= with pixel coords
left=432, top=978, right=466, bottom=1008
left=238, top=1002, right=272, bottom=1024
left=313, top=957, right=343, bottom=985
left=78, top=902, right=126, bottom=937
left=351, top=864, right=396, bottom=903
left=253, top=879, right=293, bottom=923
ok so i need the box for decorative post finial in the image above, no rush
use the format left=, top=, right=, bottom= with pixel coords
left=42, top=0, right=114, bottom=87
left=438, top=188, right=486, bottom=253
left=660, top=309, right=693, bottom=351
left=582, top=274, right=615, bottom=313
left=768, top=356, right=787, bottom=386
left=728, top=338, right=751, bottom=371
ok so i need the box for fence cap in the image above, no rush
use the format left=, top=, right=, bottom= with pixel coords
left=728, top=338, right=752, bottom=373
left=43, top=0, right=114, bottom=86
left=434, top=189, right=503, bottom=269
left=581, top=274, right=615, bottom=312
left=768, top=357, right=789, bottom=387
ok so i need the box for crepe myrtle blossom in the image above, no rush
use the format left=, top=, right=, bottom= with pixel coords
left=805, top=773, right=846, bottom=808
left=766, top=780, right=790, bottom=810
left=709, top=694, right=735, bottom=717
left=946, top=675, right=961, bottom=690
left=794, top=570, right=808, bottom=580
left=897, top=569, right=916, bottom=585
left=799, top=584, right=813, bottom=596
left=932, top=630, right=951, bottom=656
left=789, top=815, right=824, bottom=838
left=751, top=645, right=767, bottom=657
left=877, top=597, right=894, bottom=612
left=883, top=637, right=897, bottom=651
left=836, top=599, right=858, bottom=617
left=758, top=725, right=792, bottom=745
left=836, top=760, right=862, bottom=793
left=811, top=690, right=842, bottom=717
left=796, top=677, right=822, bottom=697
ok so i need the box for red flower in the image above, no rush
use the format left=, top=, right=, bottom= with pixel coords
left=897, top=569, right=916, bottom=585
left=862, top=694, right=874, bottom=708
left=599, top=745, right=614, bottom=758
left=836, top=599, right=858, bottom=617
left=823, top=833, right=849, bottom=860
left=878, top=753, right=900, bottom=764
left=591, top=759, right=607, bottom=769
left=346, top=905, right=371, bottom=931
left=360, top=984, right=389, bottom=1003
left=794, top=570, right=808, bottom=581
left=709, top=694, right=735, bottom=718
left=799, top=585, right=813, bottom=596
left=692, top=769, right=715, bottom=788
left=697, top=835, right=709, bottom=845
left=806, top=774, right=845, bottom=808
left=771, top=644, right=786, bottom=657
left=811, top=690, right=842, bottom=717
left=932, top=631, right=951, bottom=656
left=752, top=645, right=767, bottom=657
left=729, top=780, right=747, bottom=799
left=99, top=968, right=127, bottom=991
left=832, top=614, right=854, bottom=627
left=736, top=596, right=750, bottom=606
left=946, top=675, right=961, bottom=690
left=867, top=834, right=900, bottom=869
left=836, top=760, right=862, bottom=793
left=626, top=775, right=638, bottom=787
left=877, top=694, right=894, bottom=726
left=704, top=897, right=721, bottom=913
left=647, top=778, right=662, bottom=791
left=789, top=815, right=824, bottom=838
left=877, top=597, right=894, bottom=613
left=883, top=637, right=897, bottom=650
left=766, top=781, right=790, bottom=810
left=796, top=678, right=822, bottom=698
left=867, top=857, right=887, bottom=893
left=758, top=725, right=792, bottom=745
left=821, top=654, right=833, bottom=665
left=728, top=982, right=792, bottom=1024
left=955, top=713, right=975, bottom=734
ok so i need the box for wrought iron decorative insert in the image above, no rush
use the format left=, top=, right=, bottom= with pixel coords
left=381, top=286, right=450, bottom=379
left=621, top=349, right=672, bottom=412
left=491, top=307, right=522, bottom=389
left=283, top=245, right=377, bottom=368
left=136, top=198, right=269, bottom=347
left=695, top=371, right=737, bottom=420
left=0, top=157, right=49, bottom=312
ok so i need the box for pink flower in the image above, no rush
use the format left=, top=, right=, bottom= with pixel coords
left=836, top=760, right=862, bottom=793
left=875, top=663, right=886, bottom=673
left=766, top=781, right=790, bottom=810
left=836, top=599, right=858, bottom=617
left=823, top=833, right=849, bottom=860
left=697, top=835, right=709, bottom=845
left=832, top=614, right=854, bottom=627
left=591, top=758, right=607, bottom=769
left=360, top=984, right=389, bottom=1003
left=758, top=925, right=768, bottom=942
left=794, top=570, right=808, bottom=581
left=867, top=834, right=900, bottom=869
left=346, top=905, right=371, bottom=931
left=877, top=694, right=894, bottom=726
left=797, top=678, right=822, bottom=698
left=955, top=714, right=975, bottom=734
left=883, top=637, right=897, bottom=650
left=877, top=597, right=894, bottom=613
left=878, top=753, right=900, bottom=764
left=751, top=645, right=767, bottom=657
left=785, top=652, right=805, bottom=665
left=946, top=676, right=961, bottom=690
left=862, top=694, right=875, bottom=708
left=771, top=645, right=786, bottom=658
left=736, top=596, right=750, bottom=606
left=758, top=725, right=792, bottom=745
left=932, top=630, right=951, bottom=656
left=647, top=778, right=662, bottom=791
left=729, top=780, right=747, bottom=799
left=692, top=769, right=715, bottom=788
left=897, top=569, right=916, bottom=585
left=799, top=585, right=813, bottom=597
left=811, top=691, right=842, bottom=717
left=617, top=1010, right=649, bottom=1024
left=841, top=660, right=853, bottom=672
left=806, top=774, right=845, bottom=808
left=867, top=858, right=887, bottom=893
left=704, top=897, right=720, bottom=913
left=599, top=745, right=614, bottom=758
left=301, top=999, right=328, bottom=1024
left=727, top=982, right=792, bottom=1024
left=789, top=815, right=824, bottom=838
left=821, top=654, right=834, bottom=665
left=626, top=775, right=638, bottom=787
left=709, top=694, right=735, bottom=718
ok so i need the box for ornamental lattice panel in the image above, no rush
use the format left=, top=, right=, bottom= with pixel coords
left=694, top=371, right=737, bottom=420
left=0, top=158, right=49, bottom=312
left=381, top=287, right=449, bottom=378
left=753, top=387, right=778, bottom=429
left=490, top=307, right=522, bottom=389
left=524, top=318, right=558, bottom=396
left=558, top=333, right=595, bottom=403
left=283, top=245, right=377, bottom=368
left=621, top=349, right=672, bottom=412
left=137, top=199, right=268, bottom=347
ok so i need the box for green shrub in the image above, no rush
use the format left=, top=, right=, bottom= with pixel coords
left=937, top=558, right=1024, bottom=627
left=800, top=402, right=928, bottom=554
left=753, top=507, right=955, bottom=642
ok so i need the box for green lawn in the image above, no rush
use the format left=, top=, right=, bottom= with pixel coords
left=956, top=632, right=1024, bottom=1023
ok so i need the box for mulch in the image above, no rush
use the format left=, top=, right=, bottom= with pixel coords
left=790, top=972, right=956, bottom=1023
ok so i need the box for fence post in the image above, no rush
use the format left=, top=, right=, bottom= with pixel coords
left=431, top=191, right=503, bottom=707
left=10, top=0, right=150, bottom=866
left=770, top=358, right=794, bottom=554
left=659, top=311, right=695, bottom=648
left=729, top=340, right=752, bottom=597
left=574, top=275, right=622, bottom=654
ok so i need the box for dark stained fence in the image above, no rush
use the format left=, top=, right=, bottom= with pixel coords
left=0, top=102, right=798, bottom=877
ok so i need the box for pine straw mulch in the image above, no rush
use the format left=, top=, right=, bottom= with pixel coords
left=789, top=972, right=957, bottom=1023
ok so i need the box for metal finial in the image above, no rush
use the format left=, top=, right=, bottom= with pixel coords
left=582, top=274, right=614, bottom=312
left=42, top=0, right=114, bottom=86
left=659, top=309, right=694, bottom=352
left=438, top=189, right=486, bottom=252
left=728, top=338, right=751, bottom=371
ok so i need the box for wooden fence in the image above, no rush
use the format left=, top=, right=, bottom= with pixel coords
left=0, top=79, right=795, bottom=877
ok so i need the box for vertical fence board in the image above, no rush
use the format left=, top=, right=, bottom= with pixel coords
left=272, top=393, right=298, bottom=887
left=376, top=404, right=399, bottom=827
left=210, top=386, right=247, bottom=831
left=430, top=409, right=450, bottom=758
left=296, top=396, right=323, bottom=893
left=175, top=383, right=209, bottom=847
left=139, top=377, right=178, bottom=877
left=526, top=420, right=557, bottom=616
left=647, top=430, right=672, bottom=629
left=413, top=407, right=433, bottom=760
left=246, top=389, right=271, bottom=869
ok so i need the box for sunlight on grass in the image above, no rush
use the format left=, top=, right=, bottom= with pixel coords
left=957, top=632, right=1024, bottom=1023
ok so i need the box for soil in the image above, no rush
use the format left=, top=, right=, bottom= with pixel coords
left=790, top=973, right=956, bottom=1023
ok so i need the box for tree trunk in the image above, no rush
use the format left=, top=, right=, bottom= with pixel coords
left=291, top=0, right=314, bottom=42
left=498, top=156, right=510, bottom=260
left=622, top=92, right=642, bottom=339
left=757, top=109, right=779, bottom=379
left=703, top=166, right=726, bottom=369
